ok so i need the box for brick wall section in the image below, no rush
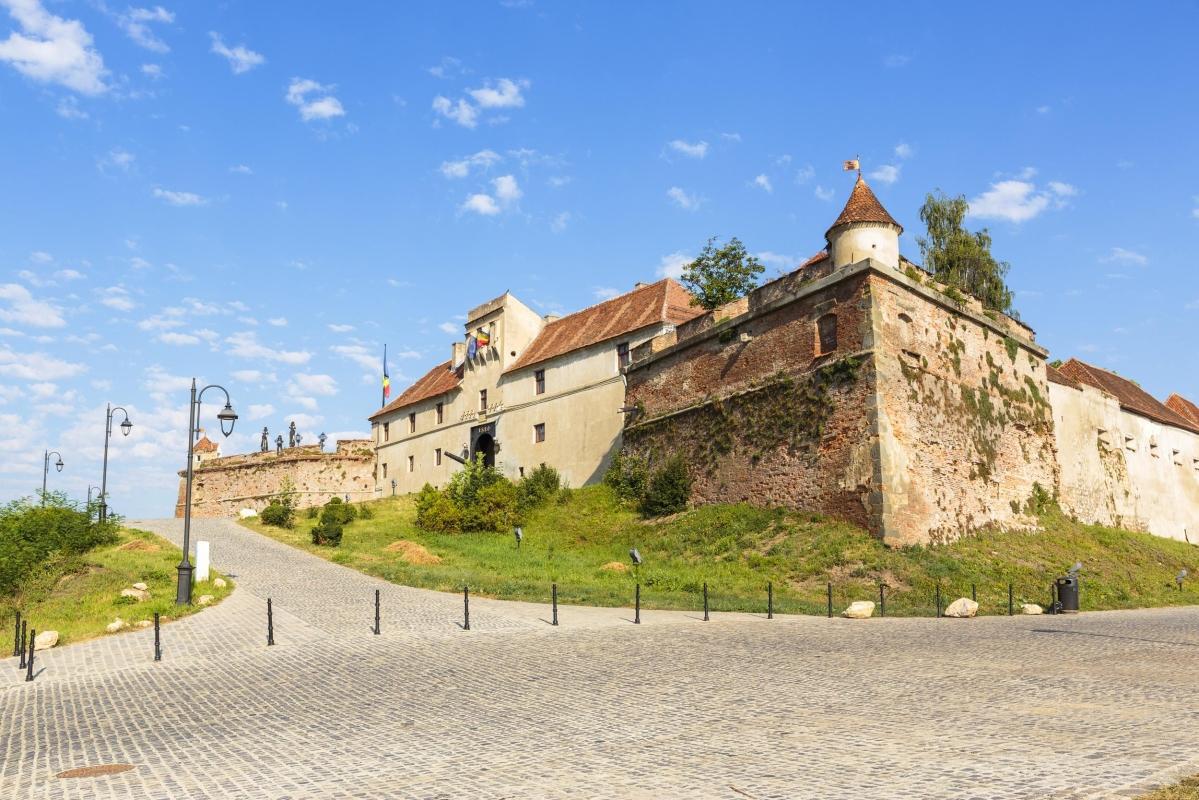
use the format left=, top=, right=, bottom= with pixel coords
left=624, top=271, right=883, bottom=533
left=175, top=440, right=375, bottom=518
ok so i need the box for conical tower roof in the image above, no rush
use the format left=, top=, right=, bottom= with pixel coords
left=826, top=175, right=902, bottom=238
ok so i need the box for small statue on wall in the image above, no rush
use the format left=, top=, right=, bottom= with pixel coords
left=319, top=432, right=327, bottom=451
left=275, top=434, right=284, bottom=455
left=288, top=420, right=297, bottom=448
left=261, top=426, right=270, bottom=453
left=296, top=432, right=303, bottom=446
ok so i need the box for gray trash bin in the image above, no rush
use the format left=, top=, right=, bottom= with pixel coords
left=1055, top=575, right=1079, bottom=613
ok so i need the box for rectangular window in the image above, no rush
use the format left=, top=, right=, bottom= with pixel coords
left=479, top=389, right=488, bottom=412
left=519, top=466, right=525, bottom=478
left=817, top=314, right=838, bottom=355
left=535, top=369, right=545, bottom=395
left=408, top=412, right=416, bottom=433
left=383, top=422, right=390, bottom=442
left=407, top=455, right=414, bottom=473
left=382, top=463, right=388, bottom=479
left=534, top=423, right=546, bottom=443
left=436, top=402, right=444, bottom=424
left=435, top=448, right=442, bottom=466
left=617, top=341, right=631, bottom=369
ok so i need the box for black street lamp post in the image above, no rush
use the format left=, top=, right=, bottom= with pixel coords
left=177, top=379, right=238, bottom=605
left=99, top=403, right=133, bottom=522
left=41, top=449, right=64, bottom=504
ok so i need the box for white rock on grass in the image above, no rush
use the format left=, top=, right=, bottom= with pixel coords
left=34, top=630, right=59, bottom=650
left=239, top=508, right=257, bottom=519
left=135, top=620, right=152, bottom=628
left=842, top=600, right=875, bottom=619
left=944, top=597, right=979, bottom=618
left=132, top=582, right=148, bottom=591
left=1021, top=603, right=1044, bottom=615
left=197, top=594, right=214, bottom=606
left=213, top=577, right=227, bottom=588
left=121, top=587, right=150, bottom=602
left=105, top=618, right=128, bottom=634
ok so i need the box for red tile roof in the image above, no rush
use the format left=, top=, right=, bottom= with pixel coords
left=1045, top=364, right=1079, bottom=389
left=369, top=360, right=463, bottom=420
left=505, top=279, right=704, bottom=374
left=1058, top=359, right=1199, bottom=434
left=194, top=435, right=219, bottom=454
left=797, top=250, right=829, bottom=270
left=827, top=176, right=902, bottom=236
left=1166, top=394, right=1199, bottom=428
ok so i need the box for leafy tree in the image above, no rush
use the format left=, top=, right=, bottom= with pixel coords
left=681, top=236, right=764, bottom=310
left=640, top=455, right=692, bottom=517
left=917, top=192, right=1015, bottom=314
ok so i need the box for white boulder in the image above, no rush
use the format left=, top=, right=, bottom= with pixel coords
left=135, top=620, right=152, bottom=629
left=239, top=508, right=258, bottom=519
left=213, top=577, right=227, bottom=589
left=34, top=630, right=59, bottom=650
left=197, top=594, right=214, bottom=606
left=842, top=600, right=875, bottom=619
left=944, top=597, right=979, bottom=618
left=132, top=582, right=148, bottom=591
left=1021, top=603, right=1043, bottom=615
left=121, top=587, right=150, bottom=602
left=105, top=618, right=128, bottom=634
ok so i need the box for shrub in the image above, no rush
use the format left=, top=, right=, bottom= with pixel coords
left=414, top=457, right=523, bottom=533
left=640, top=455, right=692, bottom=517
left=416, top=490, right=462, bottom=533
left=310, top=497, right=357, bottom=546
left=517, top=464, right=561, bottom=511
left=357, top=503, right=374, bottom=520
left=0, top=493, right=119, bottom=596
left=462, top=480, right=520, bottom=532
left=311, top=522, right=343, bottom=546
left=446, top=453, right=503, bottom=508
left=306, top=505, right=319, bottom=519
left=259, top=502, right=294, bottom=528
left=604, top=451, right=649, bottom=502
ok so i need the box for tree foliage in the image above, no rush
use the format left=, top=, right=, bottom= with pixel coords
left=0, top=493, right=119, bottom=596
left=681, top=236, right=764, bottom=310
left=415, top=454, right=561, bottom=534
left=917, top=191, right=1015, bottom=314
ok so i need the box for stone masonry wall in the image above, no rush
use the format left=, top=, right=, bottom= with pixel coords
left=624, top=272, right=883, bottom=532
left=175, top=439, right=375, bottom=518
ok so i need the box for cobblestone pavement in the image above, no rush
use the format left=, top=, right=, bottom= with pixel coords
left=2, top=519, right=1198, bottom=799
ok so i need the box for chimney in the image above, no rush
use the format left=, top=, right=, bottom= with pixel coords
left=634, top=282, right=648, bottom=289
left=451, top=341, right=466, bottom=365
left=544, top=313, right=561, bottom=323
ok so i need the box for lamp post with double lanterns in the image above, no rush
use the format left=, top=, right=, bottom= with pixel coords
left=99, top=403, right=133, bottom=522
left=177, top=379, right=238, bottom=605
left=41, top=449, right=64, bottom=504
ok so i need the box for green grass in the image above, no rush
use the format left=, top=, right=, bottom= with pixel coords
left=1139, top=776, right=1199, bottom=799
left=241, top=485, right=1199, bottom=616
left=0, top=527, right=232, bottom=647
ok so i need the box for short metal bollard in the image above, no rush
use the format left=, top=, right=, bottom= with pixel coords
left=767, top=581, right=773, bottom=620
left=373, top=589, right=381, bottom=636
left=971, top=583, right=977, bottom=602
left=154, top=612, right=161, bottom=662
left=12, top=610, right=20, bottom=658
left=634, top=583, right=641, bottom=625
left=25, top=628, right=34, bottom=682
left=463, top=586, right=471, bottom=631
left=1008, top=583, right=1014, bottom=616
left=267, top=598, right=275, bottom=646
left=551, top=583, right=558, bottom=626
left=18, top=620, right=27, bottom=669
left=935, top=584, right=942, bottom=618
left=826, top=582, right=833, bottom=619
left=702, top=582, right=709, bottom=622
left=879, top=583, right=886, bottom=617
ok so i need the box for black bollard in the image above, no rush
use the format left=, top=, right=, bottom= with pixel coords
left=154, top=612, right=161, bottom=662
left=767, top=581, right=774, bottom=620
left=879, top=583, right=886, bottom=618
left=936, top=584, right=942, bottom=618
left=373, top=589, right=381, bottom=636
left=703, top=582, right=709, bottom=622
left=463, top=586, right=471, bottom=631
left=971, top=583, right=977, bottom=602
left=25, top=628, right=34, bottom=682
left=826, top=582, right=833, bottom=619
left=551, top=583, right=558, bottom=626
left=634, top=583, right=641, bottom=625
left=267, top=598, right=275, bottom=645
left=1050, top=583, right=1058, bottom=615
left=1008, top=583, right=1013, bottom=616
left=18, top=620, right=26, bottom=669
left=12, top=610, right=20, bottom=658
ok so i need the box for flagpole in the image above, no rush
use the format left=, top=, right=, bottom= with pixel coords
left=382, top=343, right=387, bottom=408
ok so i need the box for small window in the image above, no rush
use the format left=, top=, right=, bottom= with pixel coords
left=519, top=466, right=525, bottom=478
left=1193, top=458, right=1199, bottom=472
left=407, top=455, right=414, bottom=473
left=479, top=389, right=488, bottom=412
left=382, top=463, right=388, bottom=479
left=898, top=312, right=913, bottom=324
left=383, top=422, right=390, bottom=442
left=817, top=313, right=838, bottom=355
left=436, top=402, right=444, bottom=424
left=1124, top=434, right=1136, bottom=452
left=534, top=423, right=546, bottom=443
left=435, top=448, right=442, bottom=466
left=617, top=341, right=631, bottom=369
left=1150, top=441, right=1160, bottom=458
left=1172, top=449, right=1182, bottom=466
left=535, top=369, right=545, bottom=395
left=408, top=412, right=416, bottom=433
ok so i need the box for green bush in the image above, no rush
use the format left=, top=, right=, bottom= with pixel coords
left=357, top=503, right=375, bottom=520
left=259, top=502, right=294, bottom=528
left=416, top=490, right=462, bottom=533
left=640, top=455, right=692, bottom=517
left=517, top=464, right=561, bottom=511
left=310, top=496, right=357, bottom=546
left=311, top=522, right=343, bottom=546
left=462, top=480, right=520, bottom=532
left=414, top=456, right=523, bottom=533
left=604, top=451, right=649, bottom=502
left=306, top=505, right=319, bottom=519
left=0, top=493, right=119, bottom=596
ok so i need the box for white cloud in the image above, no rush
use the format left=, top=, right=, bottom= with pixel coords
left=593, top=287, right=620, bottom=300
left=755, top=251, right=796, bottom=270
left=231, top=369, right=274, bottom=384
left=153, top=187, right=207, bottom=207
left=883, top=54, right=910, bottom=68
left=869, top=164, right=901, bottom=184
left=54, top=269, right=83, bottom=281
left=968, top=179, right=1073, bottom=223
left=439, top=149, right=501, bottom=179
left=286, top=78, right=345, bottom=121
left=327, top=323, right=354, bottom=333
left=55, top=96, right=87, bottom=119
left=460, top=174, right=520, bottom=216
left=669, top=139, right=708, bottom=159
left=247, top=403, right=274, bottom=420
left=0, top=284, right=65, bottom=327
left=29, top=250, right=51, bottom=264
left=894, top=142, right=914, bottom=159
left=225, top=331, right=311, bottom=364
left=551, top=211, right=570, bottom=233
left=657, top=251, right=691, bottom=280
left=287, top=373, right=338, bottom=397
left=99, top=147, right=135, bottom=172
left=0, top=0, right=108, bottom=94
left=468, top=77, right=528, bottom=108
left=28, top=381, right=55, bottom=397
left=432, top=95, right=478, bottom=128
left=0, top=346, right=84, bottom=380
left=118, top=6, right=173, bottom=53
left=140, top=62, right=162, bottom=79
left=426, top=56, right=464, bottom=79
left=229, top=164, right=253, bottom=174
left=437, top=322, right=459, bottom=334
left=720, top=132, right=741, bottom=142
left=752, top=174, right=772, bottom=193
left=1036, top=105, right=1051, bottom=115
left=97, top=285, right=135, bottom=312
left=666, top=186, right=700, bottom=211
left=158, top=331, right=199, bottom=346
left=1048, top=181, right=1077, bottom=197
left=814, top=185, right=835, bottom=202
left=493, top=174, right=521, bottom=203
left=209, top=32, right=264, bottom=74
left=794, top=164, right=815, bottom=184
left=267, top=317, right=287, bottom=327
left=461, top=193, right=500, bottom=216
left=1100, top=247, right=1148, bottom=267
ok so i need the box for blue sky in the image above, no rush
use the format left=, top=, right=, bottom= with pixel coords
left=0, top=1, right=1196, bottom=516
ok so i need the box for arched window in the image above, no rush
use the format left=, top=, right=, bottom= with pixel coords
left=816, top=313, right=838, bottom=355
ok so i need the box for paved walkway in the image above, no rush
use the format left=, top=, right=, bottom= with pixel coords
left=2, top=518, right=1198, bottom=799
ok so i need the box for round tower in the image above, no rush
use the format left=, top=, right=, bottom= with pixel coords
left=825, top=175, right=903, bottom=270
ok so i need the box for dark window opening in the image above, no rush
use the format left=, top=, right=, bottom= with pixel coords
left=535, top=369, right=545, bottom=395
left=817, top=314, right=838, bottom=355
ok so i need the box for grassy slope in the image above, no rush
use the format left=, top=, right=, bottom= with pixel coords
left=0, top=527, right=232, bottom=647
left=1140, top=776, right=1199, bottom=799
left=242, top=485, right=1199, bottom=615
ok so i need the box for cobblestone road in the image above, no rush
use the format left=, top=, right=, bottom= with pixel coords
left=2, top=518, right=1198, bottom=799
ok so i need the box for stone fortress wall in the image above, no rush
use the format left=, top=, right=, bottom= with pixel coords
left=175, top=439, right=375, bottom=518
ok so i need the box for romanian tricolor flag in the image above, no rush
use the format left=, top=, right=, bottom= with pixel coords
left=382, top=344, right=390, bottom=404
left=476, top=327, right=490, bottom=348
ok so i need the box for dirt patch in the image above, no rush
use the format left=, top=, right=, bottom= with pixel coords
left=57, top=764, right=136, bottom=779
left=118, top=539, right=160, bottom=552
left=826, top=562, right=866, bottom=582
left=384, top=540, right=442, bottom=565
left=600, top=561, right=628, bottom=573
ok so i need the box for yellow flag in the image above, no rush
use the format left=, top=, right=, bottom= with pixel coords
left=843, top=159, right=860, bottom=172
